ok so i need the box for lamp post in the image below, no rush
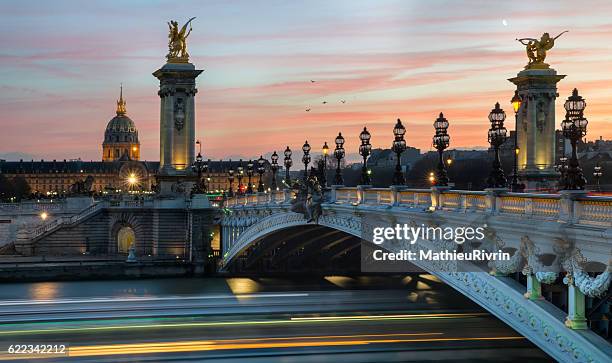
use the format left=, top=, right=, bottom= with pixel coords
left=284, top=146, right=292, bottom=185
left=593, top=159, right=603, bottom=192
left=334, top=132, right=345, bottom=185
left=302, top=141, right=311, bottom=181
left=191, top=148, right=208, bottom=194
left=236, top=160, right=244, bottom=195
left=246, top=159, right=254, bottom=194
left=486, top=103, right=508, bottom=188
left=359, top=127, right=372, bottom=185
left=270, top=151, right=279, bottom=190
left=321, top=142, right=329, bottom=188
left=205, top=159, right=211, bottom=192
left=227, top=162, right=235, bottom=197
left=561, top=88, right=588, bottom=190
left=256, top=155, right=266, bottom=192
left=510, top=91, right=523, bottom=192
left=432, top=113, right=450, bottom=186
left=392, top=119, right=407, bottom=185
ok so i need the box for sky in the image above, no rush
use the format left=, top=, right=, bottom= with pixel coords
left=1, top=0, right=612, bottom=162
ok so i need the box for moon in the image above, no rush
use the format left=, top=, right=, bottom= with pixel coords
left=502, top=19, right=508, bottom=26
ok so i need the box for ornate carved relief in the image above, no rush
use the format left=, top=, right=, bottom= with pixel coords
left=174, top=97, right=185, bottom=131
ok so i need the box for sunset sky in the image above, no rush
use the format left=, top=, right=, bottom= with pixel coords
left=1, top=0, right=612, bottom=162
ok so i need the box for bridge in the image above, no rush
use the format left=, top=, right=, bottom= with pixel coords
left=220, top=186, right=612, bottom=363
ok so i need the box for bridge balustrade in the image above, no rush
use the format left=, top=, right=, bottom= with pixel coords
left=223, top=187, right=612, bottom=226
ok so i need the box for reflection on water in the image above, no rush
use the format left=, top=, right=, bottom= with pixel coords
left=29, top=282, right=59, bottom=300
left=225, top=278, right=262, bottom=298
left=324, top=276, right=354, bottom=289
left=0, top=275, right=473, bottom=307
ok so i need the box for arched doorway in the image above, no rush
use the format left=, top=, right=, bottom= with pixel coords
left=117, top=226, right=136, bottom=253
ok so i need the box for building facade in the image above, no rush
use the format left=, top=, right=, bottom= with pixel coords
left=0, top=89, right=263, bottom=197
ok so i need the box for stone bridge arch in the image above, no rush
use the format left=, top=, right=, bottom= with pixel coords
left=220, top=203, right=611, bottom=363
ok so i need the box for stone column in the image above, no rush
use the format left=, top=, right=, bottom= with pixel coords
left=160, top=88, right=175, bottom=173
left=186, top=89, right=197, bottom=169
left=524, top=273, right=543, bottom=300
left=154, top=62, right=203, bottom=177
left=564, top=274, right=588, bottom=329
left=527, top=93, right=537, bottom=170
left=509, top=69, right=565, bottom=190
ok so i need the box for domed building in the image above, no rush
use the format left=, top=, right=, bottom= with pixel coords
left=0, top=87, right=262, bottom=197
left=102, top=87, right=140, bottom=161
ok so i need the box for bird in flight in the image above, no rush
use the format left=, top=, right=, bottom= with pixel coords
left=340, top=100, right=346, bottom=104
left=322, top=101, right=328, bottom=104
left=305, top=108, right=311, bottom=112
left=310, top=80, right=316, bottom=83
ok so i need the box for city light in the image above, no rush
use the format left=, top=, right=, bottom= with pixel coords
left=127, top=173, right=137, bottom=185
left=40, top=211, right=48, bottom=220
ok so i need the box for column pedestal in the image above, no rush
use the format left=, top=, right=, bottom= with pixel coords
left=509, top=68, right=565, bottom=191
left=154, top=62, right=203, bottom=195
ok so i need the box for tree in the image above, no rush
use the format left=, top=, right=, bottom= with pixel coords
left=11, top=177, right=31, bottom=201
left=0, top=174, right=11, bottom=201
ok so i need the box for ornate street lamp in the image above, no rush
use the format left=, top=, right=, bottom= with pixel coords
left=510, top=91, right=523, bottom=192
left=227, top=161, right=235, bottom=197
left=593, top=159, right=603, bottom=192
left=236, top=159, right=244, bottom=195
left=191, top=146, right=208, bottom=194
left=302, top=141, right=311, bottom=181
left=246, top=159, right=254, bottom=194
left=321, top=142, right=329, bottom=188
left=256, top=155, right=266, bottom=192
left=359, top=127, right=372, bottom=185
left=392, top=119, right=407, bottom=185
left=432, top=113, right=450, bottom=186
left=270, top=151, right=279, bottom=190
left=561, top=88, right=588, bottom=190
left=486, top=103, right=508, bottom=188
left=205, top=159, right=211, bottom=191
left=334, top=132, right=345, bottom=185
left=284, top=146, right=292, bottom=185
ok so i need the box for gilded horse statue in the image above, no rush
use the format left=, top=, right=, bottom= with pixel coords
left=517, top=31, right=568, bottom=69
left=167, top=17, right=196, bottom=63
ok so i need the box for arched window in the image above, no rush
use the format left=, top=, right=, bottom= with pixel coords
left=117, top=226, right=135, bottom=253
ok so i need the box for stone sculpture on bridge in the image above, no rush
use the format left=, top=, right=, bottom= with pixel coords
left=166, top=17, right=195, bottom=63
left=289, top=175, right=323, bottom=224
left=516, top=31, right=568, bottom=69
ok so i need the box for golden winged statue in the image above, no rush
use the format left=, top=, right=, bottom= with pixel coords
left=166, top=17, right=196, bottom=63
left=516, top=31, right=568, bottom=69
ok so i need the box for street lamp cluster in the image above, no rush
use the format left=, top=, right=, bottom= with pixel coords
left=359, top=127, right=372, bottom=185
left=392, top=119, right=407, bottom=185
left=510, top=91, right=523, bottom=192
left=191, top=89, right=594, bottom=195
left=432, top=113, right=450, bottom=187
left=486, top=103, right=508, bottom=188
left=334, top=133, right=345, bottom=185
left=561, top=88, right=588, bottom=190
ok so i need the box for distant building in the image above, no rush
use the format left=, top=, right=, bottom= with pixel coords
left=0, top=90, right=261, bottom=197
left=102, top=87, right=140, bottom=161
left=578, top=136, right=612, bottom=161
left=446, top=149, right=489, bottom=161
left=368, top=147, right=421, bottom=171
left=555, top=130, right=571, bottom=162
